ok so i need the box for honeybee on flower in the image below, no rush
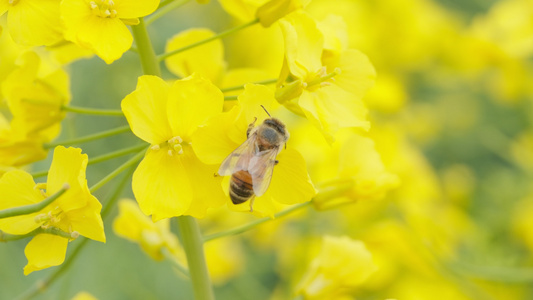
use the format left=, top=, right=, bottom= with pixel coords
left=218, top=106, right=289, bottom=212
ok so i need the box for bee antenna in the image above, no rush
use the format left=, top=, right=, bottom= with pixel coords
left=260, top=105, right=272, bottom=118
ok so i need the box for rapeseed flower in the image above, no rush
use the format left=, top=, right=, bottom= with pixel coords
left=0, top=146, right=105, bottom=275
left=0, top=51, right=70, bottom=167
left=113, top=199, right=183, bottom=261
left=295, top=236, right=377, bottom=299
left=276, top=12, right=375, bottom=141
left=121, top=74, right=226, bottom=221
left=60, top=0, right=159, bottom=64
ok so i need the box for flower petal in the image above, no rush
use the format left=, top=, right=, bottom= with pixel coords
left=182, top=150, right=226, bottom=218
left=47, top=146, right=90, bottom=212
left=167, top=74, right=224, bottom=139
left=60, top=0, right=92, bottom=42
left=114, top=0, right=159, bottom=19
left=0, top=3, right=8, bottom=16
left=66, top=194, right=106, bottom=242
left=165, top=28, right=226, bottom=83
left=325, top=49, right=376, bottom=98
left=7, top=0, right=63, bottom=46
left=132, top=148, right=192, bottom=221
left=192, top=106, right=242, bottom=165
left=113, top=199, right=156, bottom=242
left=122, top=75, right=173, bottom=144
left=279, top=12, right=324, bottom=79
left=0, top=170, right=43, bottom=235
left=23, top=234, right=68, bottom=275
left=79, top=16, right=132, bottom=64
left=238, top=83, right=278, bottom=125
left=268, top=148, right=316, bottom=204
left=298, top=87, right=370, bottom=141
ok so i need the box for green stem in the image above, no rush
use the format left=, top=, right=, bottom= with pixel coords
left=44, top=125, right=131, bottom=149
left=30, top=170, right=49, bottom=179
left=220, top=78, right=278, bottom=93
left=158, top=0, right=178, bottom=9
left=131, top=18, right=161, bottom=76
left=449, top=263, right=533, bottom=283
left=89, top=148, right=146, bottom=193
left=14, top=167, right=135, bottom=300
left=30, top=144, right=148, bottom=178
left=145, top=0, right=191, bottom=26
left=177, top=216, right=215, bottom=300
left=224, top=95, right=238, bottom=101
left=204, top=202, right=312, bottom=242
left=61, top=105, right=124, bottom=116
left=0, top=226, right=75, bottom=242
left=89, top=143, right=148, bottom=165
left=0, top=186, right=69, bottom=219
left=158, top=18, right=259, bottom=61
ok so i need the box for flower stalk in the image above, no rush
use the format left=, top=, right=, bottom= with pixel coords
left=131, top=18, right=161, bottom=76
left=44, top=125, right=132, bottom=149
left=61, top=105, right=124, bottom=116
left=177, top=216, right=215, bottom=300
left=158, top=18, right=260, bottom=61
left=145, top=0, right=191, bottom=26
left=0, top=185, right=69, bottom=219
left=89, top=148, right=146, bottom=193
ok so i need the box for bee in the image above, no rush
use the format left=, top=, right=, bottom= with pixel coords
left=218, top=106, right=289, bottom=212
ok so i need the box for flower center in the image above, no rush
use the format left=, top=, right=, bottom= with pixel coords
left=305, top=67, right=341, bottom=90
left=34, top=210, right=63, bottom=229
left=151, top=136, right=187, bottom=156
left=89, top=0, right=117, bottom=18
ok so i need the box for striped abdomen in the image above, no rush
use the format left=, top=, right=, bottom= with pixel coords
left=230, top=170, right=254, bottom=204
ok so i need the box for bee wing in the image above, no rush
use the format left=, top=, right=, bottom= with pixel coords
left=218, top=134, right=257, bottom=176
left=249, top=147, right=280, bottom=197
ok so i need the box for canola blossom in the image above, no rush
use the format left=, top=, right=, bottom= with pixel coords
left=122, top=74, right=227, bottom=220
left=0, top=0, right=532, bottom=299
left=61, top=0, right=159, bottom=63
left=0, top=146, right=105, bottom=275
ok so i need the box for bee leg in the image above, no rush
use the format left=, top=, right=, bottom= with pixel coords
left=249, top=197, right=256, bottom=212
left=274, top=160, right=279, bottom=165
left=247, top=117, right=257, bottom=138
left=214, top=173, right=219, bottom=177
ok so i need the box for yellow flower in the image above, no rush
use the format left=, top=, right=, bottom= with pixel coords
left=313, top=133, right=399, bottom=210
left=295, top=236, right=377, bottom=299
left=0, top=51, right=70, bottom=167
left=192, top=84, right=316, bottom=217
left=121, top=74, right=226, bottom=221
left=60, top=0, right=159, bottom=64
left=0, top=119, right=48, bottom=167
left=0, top=146, right=105, bottom=275
left=0, top=0, right=63, bottom=46
left=276, top=12, right=375, bottom=141
left=2, top=51, right=69, bottom=140
left=113, top=199, right=183, bottom=261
